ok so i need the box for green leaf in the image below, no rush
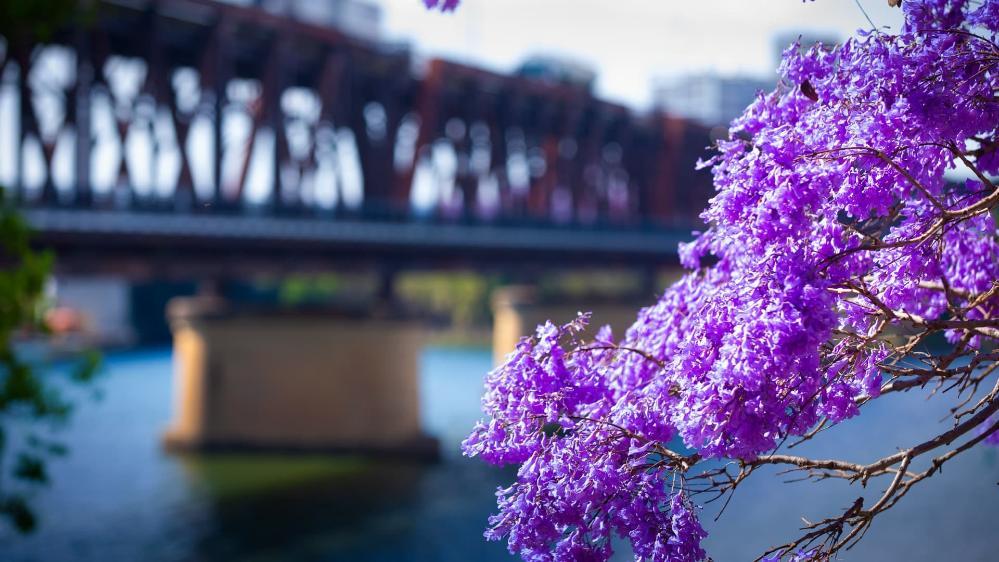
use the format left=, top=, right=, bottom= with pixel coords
left=13, top=453, right=49, bottom=484
left=1, top=496, right=37, bottom=533
left=71, top=350, right=103, bottom=383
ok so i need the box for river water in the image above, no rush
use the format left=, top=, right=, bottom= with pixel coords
left=2, top=347, right=997, bottom=561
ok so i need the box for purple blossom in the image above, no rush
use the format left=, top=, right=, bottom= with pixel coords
left=466, top=2, right=999, bottom=560
left=761, top=548, right=829, bottom=562
left=423, top=0, right=460, bottom=11
left=982, top=414, right=999, bottom=445
left=968, top=0, right=999, bottom=33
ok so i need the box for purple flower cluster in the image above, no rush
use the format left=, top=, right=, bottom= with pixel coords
left=762, top=549, right=828, bottom=562
left=423, top=0, right=460, bottom=12
left=982, top=414, right=999, bottom=445
left=464, top=316, right=706, bottom=560
left=465, top=1, right=999, bottom=560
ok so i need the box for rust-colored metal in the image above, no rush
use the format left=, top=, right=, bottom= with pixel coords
left=4, top=0, right=712, bottom=231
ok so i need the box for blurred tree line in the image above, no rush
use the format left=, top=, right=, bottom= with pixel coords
left=274, top=271, right=498, bottom=329
left=273, top=269, right=660, bottom=334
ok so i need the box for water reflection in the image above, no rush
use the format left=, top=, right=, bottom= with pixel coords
left=2, top=347, right=997, bottom=561
left=2, top=348, right=515, bottom=562
left=177, top=455, right=503, bottom=561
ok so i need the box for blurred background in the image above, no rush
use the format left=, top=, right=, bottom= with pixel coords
left=1, top=1, right=996, bottom=560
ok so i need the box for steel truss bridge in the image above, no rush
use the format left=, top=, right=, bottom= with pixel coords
left=1, top=0, right=714, bottom=275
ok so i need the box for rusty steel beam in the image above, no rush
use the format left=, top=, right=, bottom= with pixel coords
left=2, top=0, right=715, bottom=272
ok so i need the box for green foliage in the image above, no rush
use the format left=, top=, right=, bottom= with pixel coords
left=1, top=495, right=35, bottom=533
left=397, top=271, right=495, bottom=327
left=0, top=188, right=101, bottom=534
left=70, top=350, right=102, bottom=384
left=1, top=1, right=104, bottom=535
left=13, top=453, right=48, bottom=484
left=278, top=274, right=348, bottom=306
left=0, top=204, right=52, bottom=347
left=0, top=0, right=83, bottom=43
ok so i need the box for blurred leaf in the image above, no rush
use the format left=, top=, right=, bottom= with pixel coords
left=0, top=5, right=101, bottom=536
left=0, top=186, right=75, bottom=534
left=1, top=496, right=36, bottom=533
left=0, top=0, right=82, bottom=42
left=25, top=435, right=67, bottom=457
left=13, top=454, right=48, bottom=484
left=46, top=442, right=68, bottom=457
left=71, top=350, right=103, bottom=384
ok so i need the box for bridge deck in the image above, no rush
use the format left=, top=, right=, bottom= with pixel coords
left=25, top=209, right=693, bottom=275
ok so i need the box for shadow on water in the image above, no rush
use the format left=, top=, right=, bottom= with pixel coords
left=175, top=454, right=513, bottom=562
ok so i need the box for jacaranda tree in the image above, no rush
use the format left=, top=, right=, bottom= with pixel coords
left=429, top=0, right=999, bottom=559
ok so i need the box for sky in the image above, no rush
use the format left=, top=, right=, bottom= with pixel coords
left=374, top=0, right=905, bottom=108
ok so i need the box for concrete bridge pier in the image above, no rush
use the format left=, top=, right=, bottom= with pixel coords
left=162, top=297, right=437, bottom=460
left=491, top=286, right=651, bottom=366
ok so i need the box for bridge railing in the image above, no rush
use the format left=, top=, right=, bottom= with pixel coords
left=0, top=0, right=714, bottom=229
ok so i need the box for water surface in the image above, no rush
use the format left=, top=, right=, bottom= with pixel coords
left=2, top=347, right=996, bottom=561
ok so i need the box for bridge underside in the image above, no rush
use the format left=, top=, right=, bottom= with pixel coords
left=26, top=208, right=691, bottom=277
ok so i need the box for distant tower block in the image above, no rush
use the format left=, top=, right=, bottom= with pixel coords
left=163, top=297, right=437, bottom=459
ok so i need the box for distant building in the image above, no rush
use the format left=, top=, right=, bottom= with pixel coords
left=652, top=74, right=770, bottom=127
left=515, top=55, right=596, bottom=91
left=227, top=0, right=384, bottom=41
left=654, top=30, right=841, bottom=127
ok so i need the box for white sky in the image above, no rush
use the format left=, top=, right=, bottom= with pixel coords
left=374, top=0, right=905, bottom=108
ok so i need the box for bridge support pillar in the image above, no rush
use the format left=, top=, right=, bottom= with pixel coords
left=491, top=286, right=651, bottom=366
left=162, top=297, right=437, bottom=459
